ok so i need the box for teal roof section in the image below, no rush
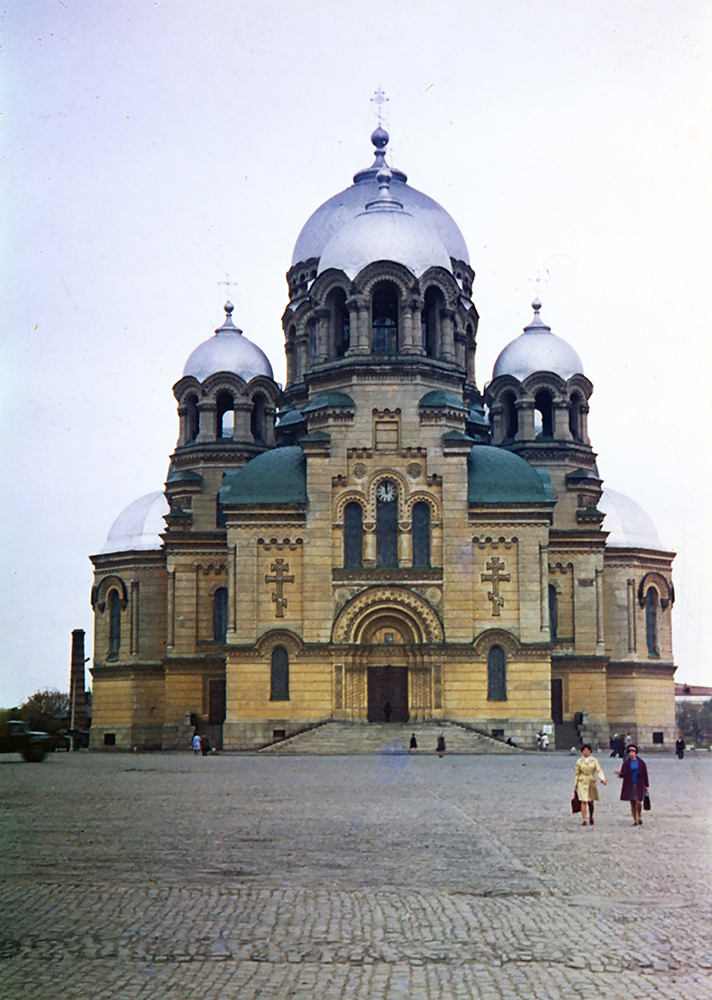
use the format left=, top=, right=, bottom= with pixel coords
left=536, top=467, right=556, bottom=500
left=468, top=446, right=549, bottom=504
left=566, top=467, right=601, bottom=482
left=467, top=404, right=489, bottom=426
left=302, top=391, right=355, bottom=414
left=276, top=408, right=305, bottom=427
left=219, top=446, right=307, bottom=506
left=166, top=469, right=203, bottom=484
left=419, top=390, right=466, bottom=409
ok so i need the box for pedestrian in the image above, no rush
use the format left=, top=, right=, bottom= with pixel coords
left=574, top=743, right=607, bottom=826
left=436, top=732, right=446, bottom=757
left=192, top=732, right=201, bottom=756
left=675, top=737, right=685, bottom=760
left=200, top=733, right=210, bottom=756
left=506, top=736, right=516, bottom=747
left=383, top=701, right=392, bottom=723
left=541, top=732, right=549, bottom=751
left=610, top=734, right=619, bottom=758
left=615, top=744, right=649, bottom=826
left=624, top=733, right=633, bottom=751
left=409, top=733, right=418, bottom=751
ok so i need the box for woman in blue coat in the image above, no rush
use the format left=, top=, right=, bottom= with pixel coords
left=615, top=745, right=649, bottom=826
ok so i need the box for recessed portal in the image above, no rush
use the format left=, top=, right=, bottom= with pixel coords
left=367, top=666, right=408, bottom=723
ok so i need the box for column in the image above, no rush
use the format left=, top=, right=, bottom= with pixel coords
left=440, top=309, right=456, bottom=362
left=196, top=402, right=216, bottom=442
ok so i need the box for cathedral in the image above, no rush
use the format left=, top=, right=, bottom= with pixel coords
left=89, top=126, right=677, bottom=751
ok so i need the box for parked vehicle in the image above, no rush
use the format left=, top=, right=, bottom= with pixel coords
left=0, top=719, right=54, bottom=762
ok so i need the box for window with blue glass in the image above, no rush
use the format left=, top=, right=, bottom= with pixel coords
left=213, top=587, right=228, bottom=642
left=344, top=502, right=363, bottom=568
left=487, top=645, right=507, bottom=701
left=411, top=501, right=431, bottom=567
left=270, top=646, right=290, bottom=701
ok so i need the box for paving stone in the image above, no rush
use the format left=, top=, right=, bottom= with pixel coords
left=0, top=751, right=710, bottom=999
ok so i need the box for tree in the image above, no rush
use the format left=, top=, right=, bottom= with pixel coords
left=19, top=689, right=70, bottom=734
left=676, top=698, right=712, bottom=746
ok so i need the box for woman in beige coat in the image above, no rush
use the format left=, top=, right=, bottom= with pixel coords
left=574, top=743, right=607, bottom=826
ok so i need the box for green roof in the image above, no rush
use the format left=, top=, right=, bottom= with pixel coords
left=276, top=408, right=305, bottom=427
left=419, top=390, right=466, bottom=409
left=468, top=446, right=549, bottom=504
left=566, top=467, right=601, bottom=482
left=219, top=446, right=307, bottom=505
left=302, top=391, right=355, bottom=414
left=166, top=469, right=203, bottom=483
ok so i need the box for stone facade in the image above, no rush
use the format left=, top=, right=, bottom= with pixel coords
left=89, top=128, right=676, bottom=751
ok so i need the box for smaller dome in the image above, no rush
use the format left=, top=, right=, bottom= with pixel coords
left=101, top=491, right=168, bottom=554
left=183, top=302, right=274, bottom=383
left=493, top=300, right=584, bottom=381
left=599, top=488, right=664, bottom=550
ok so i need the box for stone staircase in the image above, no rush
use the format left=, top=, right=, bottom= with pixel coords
left=259, top=721, right=522, bottom=755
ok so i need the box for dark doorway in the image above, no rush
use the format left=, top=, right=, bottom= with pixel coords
left=367, top=666, right=408, bottom=722
left=551, top=678, right=563, bottom=724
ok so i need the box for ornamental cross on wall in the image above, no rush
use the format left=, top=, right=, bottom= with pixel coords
left=481, top=556, right=510, bottom=617
left=265, top=558, right=294, bottom=618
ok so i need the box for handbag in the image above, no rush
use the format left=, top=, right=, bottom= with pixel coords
left=643, top=793, right=651, bottom=811
left=571, top=789, right=581, bottom=814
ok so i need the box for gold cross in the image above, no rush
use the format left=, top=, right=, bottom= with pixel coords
left=481, top=557, right=510, bottom=617
left=265, top=558, right=294, bottom=618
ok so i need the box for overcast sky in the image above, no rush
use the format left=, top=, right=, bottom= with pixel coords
left=2, top=0, right=710, bottom=707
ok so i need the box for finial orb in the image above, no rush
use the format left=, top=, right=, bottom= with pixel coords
left=371, top=126, right=389, bottom=150
left=224, top=301, right=234, bottom=314
left=531, top=298, right=542, bottom=312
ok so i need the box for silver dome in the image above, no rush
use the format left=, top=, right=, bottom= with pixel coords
left=493, top=300, right=584, bottom=381
left=293, top=129, right=469, bottom=270
left=318, top=168, right=452, bottom=279
left=599, top=488, right=664, bottom=550
left=101, top=491, right=169, bottom=554
left=183, top=302, right=274, bottom=383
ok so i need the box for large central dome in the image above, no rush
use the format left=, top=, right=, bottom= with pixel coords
left=291, top=128, right=470, bottom=276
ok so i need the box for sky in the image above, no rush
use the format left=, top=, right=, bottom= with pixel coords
left=2, top=0, right=710, bottom=707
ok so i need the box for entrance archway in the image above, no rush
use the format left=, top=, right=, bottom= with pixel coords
left=367, top=666, right=408, bottom=722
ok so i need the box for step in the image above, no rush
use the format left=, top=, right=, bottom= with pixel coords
left=259, top=721, right=522, bottom=755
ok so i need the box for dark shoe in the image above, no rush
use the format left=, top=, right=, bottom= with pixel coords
left=589, top=817, right=594, bottom=825
left=637, top=819, right=643, bottom=825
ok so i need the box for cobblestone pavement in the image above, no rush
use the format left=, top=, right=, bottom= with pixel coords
left=0, top=749, right=710, bottom=999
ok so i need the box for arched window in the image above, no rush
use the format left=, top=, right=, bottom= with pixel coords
left=251, top=393, right=267, bottom=443
left=270, top=646, right=290, bottom=701
left=412, top=501, right=431, bottom=567
left=216, top=390, right=234, bottom=439
left=569, top=393, right=582, bottom=440
left=372, top=283, right=399, bottom=354
left=534, top=390, right=554, bottom=438
left=549, top=584, right=558, bottom=640
left=108, top=589, right=121, bottom=661
left=503, top=392, right=518, bottom=440
left=487, top=645, right=507, bottom=701
left=331, top=288, right=350, bottom=358
left=185, top=394, right=199, bottom=443
left=376, top=480, right=398, bottom=567
left=422, top=287, right=442, bottom=357
left=646, top=588, right=660, bottom=657
left=344, top=502, right=363, bottom=568
left=308, top=319, right=318, bottom=365
left=213, top=587, right=228, bottom=642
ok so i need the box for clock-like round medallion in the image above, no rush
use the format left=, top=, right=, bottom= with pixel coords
left=377, top=480, right=397, bottom=503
